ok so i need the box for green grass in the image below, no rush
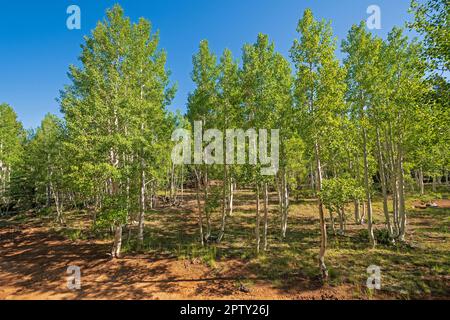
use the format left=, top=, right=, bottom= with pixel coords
left=139, top=192, right=448, bottom=298
left=11, top=189, right=449, bottom=299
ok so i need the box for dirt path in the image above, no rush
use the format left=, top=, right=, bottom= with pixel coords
left=0, top=219, right=354, bottom=300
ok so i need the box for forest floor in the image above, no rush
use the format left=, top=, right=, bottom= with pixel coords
left=0, top=190, right=449, bottom=300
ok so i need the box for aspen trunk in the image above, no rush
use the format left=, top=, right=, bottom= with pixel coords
left=338, top=207, right=345, bottom=235
left=276, top=173, right=283, bottom=236
left=386, top=126, right=399, bottom=237
left=255, top=180, right=261, bottom=255
left=361, top=202, right=366, bottom=224
left=376, top=128, right=393, bottom=237
left=354, top=200, right=361, bottom=224
left=362, top=128, right=376, bottom=247
left=282, top=171, right=289, bottom=238
left=419, top=167, right=425, bottom=196
left=314, top=141, right=328, bottom=280
left=181, top=165, right=184, bottom=202
left=263, top=182, right=269, bottom=251
left=204, top=166, right=211, bottom=239
left=218, top=165, right=228, bottom=243
left=170, top=163, right=175, bottom=200
left=397, top=147, right=407, bottom=242
left=53, top=188, right=64, bottom=225
left=194, top=169, right=204, bottom=246
left=228, top=177, right=234, bottom=216
left=329, top=210, right=336, bottom=235
left=111, top=224, right=123, bottom=258
left=138, top=162, right=146, bottom=247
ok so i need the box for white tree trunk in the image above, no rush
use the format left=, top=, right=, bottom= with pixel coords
left=138, top=162, right=146, bottom=247
left=362, top=128, right=376, bottom=247
left=314, top=141, right=328, bottom=280
left=376, top=129, right=393, bottom=237
left=194, top=168, right=204, bottom=246
left=228, top=177, right=234, bottom=216
left=218, top=165, right=228, bottom=243
left=112, top=224, right=123, bottom=259
left=397, top=148, right=407, bottom=242
left=263, top=182, right=269, bottom=251
left=419, top=167, right=425, bottom=196
left=255, top=181, right=261, bottom=255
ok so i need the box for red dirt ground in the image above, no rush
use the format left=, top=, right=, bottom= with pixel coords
left=0, top=219, right=356, bottom=300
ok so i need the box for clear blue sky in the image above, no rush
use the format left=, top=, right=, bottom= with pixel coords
left=0, top=0, right=417, bottom=129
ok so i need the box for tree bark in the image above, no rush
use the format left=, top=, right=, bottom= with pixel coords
left=194, top=168, right=204, bottom=246
left=228, top=177, right=234, bottom=216
left=354, top=200, right=361, bottom=224
left=263, top=182, right=269, bottom=251
left=314, top=141, right=328, bottom=280
left=419, top=167, right=425, bottom=196
left=397, top=147, right=407, bottom=242
left=362, top=127, right=376, bottom=247
left=329, top=210, right=336, bottom=235
left=376, top=128, right=393, bottom=237
left=282, top=170, right=289, bottom=238
left=255, top=180, right=261, bottom=255
left=338, top=207, right=345, bottom=235
left=204, top=166, right=211, bottom=240
left=111, top=224, right=123, bottom=258
left=138, top=160, right=146, bottom=247
left=218, top=165, right=228, bottom=243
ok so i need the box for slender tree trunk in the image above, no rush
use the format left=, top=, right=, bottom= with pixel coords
left=342, top=207, right=347, bottom=232
left=263, top=182, right=269, bottom=251
left=255, top=180, right=261, bottom=255
left=276, top=173, right=283, bottom=236
left=314, top=141, right=328, bottom=280
left=49, top=168, right=64, bottom=225
left=376, top=128, right=393, bottom=237
left=53, top=189, right=64, bottom=225
left=282, top=170, right=289, bottom=238
left=218, top=165, right=228, bottom=243
left=362, top=128, right=376, bottom=247
left=386, top=126, right=399, bottom=237
left=181, top=165, right=184, bottom=202
left=228, top=177, right=234, bottom=216
left=46, top=184, right=52, bottom=207
left=419, top=167, right=425, bottom=196
left=354, top=200, right=361, bottom=224
left=111, top=224, right=123, bottom=258
left=338, top=207, right=345, bottom=235
left=397, top=147, right=407, bottom=242
left=310, top=163, right=316, bottom=196
left=194, top=168, right=204, bottom=246
left=138, top=160, right=146, bottom=247
left=204, top=166, right=211, bottom=239
left=361, top=201, right=366, bottom=224
left=170, top=163, right=175, bottom=201
left=329, top=210, right=336, bottom=235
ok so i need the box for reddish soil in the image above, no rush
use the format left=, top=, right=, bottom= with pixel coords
left=0, top=219, right=355, bottom=300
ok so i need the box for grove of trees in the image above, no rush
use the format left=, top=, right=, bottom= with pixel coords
left=0, top=1, right=448, bottom=280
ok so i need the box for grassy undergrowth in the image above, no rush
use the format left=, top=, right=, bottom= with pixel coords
left=9, top=189, right=448, bottom=299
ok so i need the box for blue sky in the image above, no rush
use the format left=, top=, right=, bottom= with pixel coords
left=0, top=0, right=417, bottom=129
